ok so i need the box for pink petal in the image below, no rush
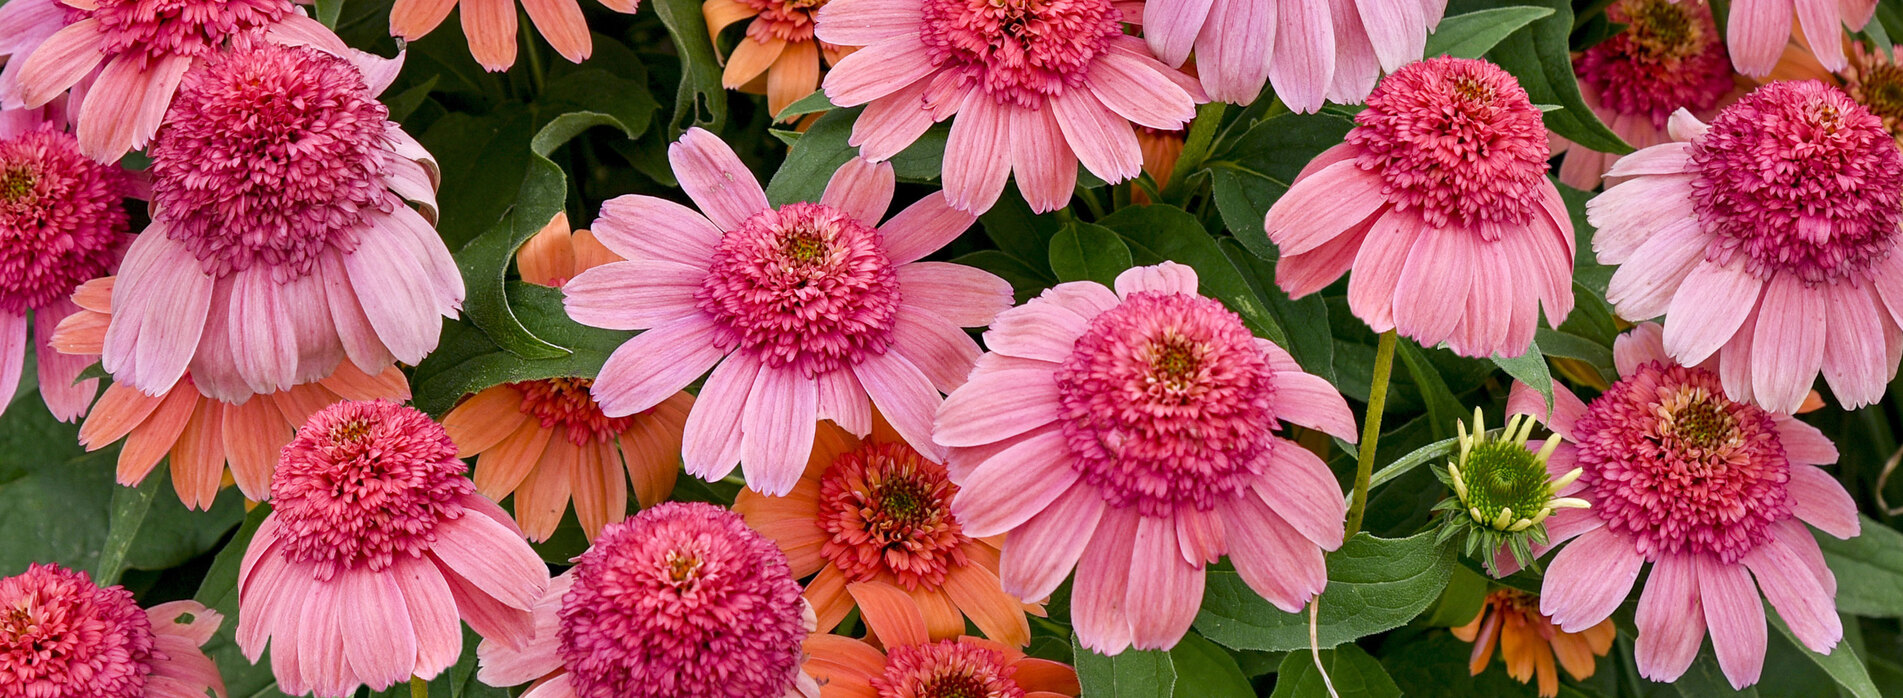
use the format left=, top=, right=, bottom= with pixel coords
left=852, top=349, right=946, bottom=458
left=1125, top=516, right=1204, bottom=650
left=1142, top=0, right=1215, bottom=66
left=477, top=574, right=568, bottom=686
left=1662, top=261, right=1763, bottom=366
left=1819, top=282, right=1888, bottom=408
left=429, top=499, right=549, bottom=611
left=392, top=550, right=465, bottom=678
left=103, top=231, right=213, bottom=396
left=980, top=296, right=1091, bottom=363
left=1256, top=442, right=1346, bottom=550
left=593, top=195, right=721, bottom=266
left=739, top=366, right=819, bottom=496
left=228, top=268, right=300, bottom=394
left=1728, top=0, right=1794, bottom=76
left=317, top=251, right=396, bottom=373
left=669, top=128, right=770, bottom=231
left=942, top=95, right=1013, bottom=214
left=1750, top=275, right=1826, bottom=414
left=896, top=262, right=1014, bottom=327
left=1071, top=508, right=1139, bottom=654
left=1634, top=554, right=1705, bottom=683
left=1266, top=0, right=1335, bottom=113
left=821, top=157, right=896, bottom=226
left=1008, top=103, right=1077, bottom=213
left=1603, top=215, right=1708, bottom=321
left=1355, top=0, right=1427, bottom=73
left=590, top=314, right=728, bottom=417
left=1539, top=527, right=1644, bottom=632
left=339, top=568, right=418, bottom=691
left=1699, top=554, right=1766, bottom=689
left=1113, top=261, right=1198, bottom=298
left=1342, top=211, right=1415, bottom=329
left=1506, top=379, right=1590, bottom=441
left=1050, top=90, right=1141, bottom=185
left=1277, top=216, right=1371, bottom=298
left=1786, top=464, right=1859, bottom=539
left=683, top=352, right=759, bottom=481
left=436, top=557, right=535, bottom=649
left=1613, top=322, right=1669, bottom=376
left=0, top=313, right=24, bottom=418
left=822, top=37, right=941, bottom=107
left=1796, top=0, right=1847, bottom=73
left=1194, top=0, right=1273, bottom=104
left=1775, top=417, right=1839, bottom=467
left=950, top=428, right=1081, bottom=537
left=1392, top=227, right=1474, bottom=350
left=815, top=366, right=872, bottom=436
left=563, top=260, right=704, bottom=330
left=934, top=368, right=1062, bottom=447
left=1219, top=492, right=1326, bottom=613
left=76, top=52, right=190, bottom=162
left=16, top=19, right=104, bottom=108
left=1000, top=484, right=1107, bottom=601
left=1323, top=0, right=1380, bottom=103
left=1085, top=50, right=1195, bottom=131
left=1586, top=176, right=1697, bottom=266
left=344, top=218, right=451, bottom=364
left=888, top=312, right=980, bottom=393
left=880, top=192, right=978, bottom=265
left=1604, top=142, right=1694, bottom=179
left=1744, top=529, right=1842, bottom=654
left=812, top=0, right=919, bottom=45
left=849, top=78, right=939, bottom=162
left=1267, top=371, right=1356, bottom=442
left=294, top=577, right=350, bottom=697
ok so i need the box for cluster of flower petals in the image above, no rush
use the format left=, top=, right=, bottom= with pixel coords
left=1143, top=0, right=1446, bottom=110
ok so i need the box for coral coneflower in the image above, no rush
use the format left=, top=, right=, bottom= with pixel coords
left=53, top=276, right=412, bottom=510
left=477, top=502, right=822, bottom=698
left=1726, top=0, right=1875, bottom=76
left=1843, top=42, right=1903, bottom=143
left=0, top=120, right=129, bottom=423
left=445, top=215, right=693, bottom=542
left=934, top=262, right=1358, bottom=653
left=1556, top=0, right=1739, bottom=189
left=1587, top=80, right=1903, bottom=412
left=1265, top=57, right=1575, bottom=359
left=705, top=0, right=847, bottom=119
left=1143, top=0, right=1444, bottom=109
left=1505, top=323, right=1859, bottom=689
left=814, top=0, right=1201, bottom=213
left=735, top=418, right=1035, bottom=646
left=803, top=583, right=1078, bottom=698
left=564, top=130, right=1011, bottom=496
left=0, top=563, right=225, bottom=698
left=389, top=0, right=633, bottom=72
left=104, top=38, right=457, bottom=403
left=238, top=400, right=548, bottom=698
left=1452, top=589, right=1615, bottom=698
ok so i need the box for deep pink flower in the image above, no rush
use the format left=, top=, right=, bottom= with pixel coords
left=813, top=0, right=1200, bottom=213
left=1505, top=324, right=1858, bottom=689
left=1143, top=0, right=1445, bottom=110
left=476, top=502, right=820, bottom=698
left=104, top=38, right=456, bottom=403
left=0, top=119, right=129, bottom=422
left=563, top=129, right=1012, bottom=496
left=0, top=563, right=225, bottom=698
left=1264, top=57, right=1575, bottom=358
left=1725, top=0, right=1876, bottom=77
left=1587, top=80, right=1903, bottom=412
left=933, top=262, right=1358, bottom=653
left=237, top=400, right=548, bottom=698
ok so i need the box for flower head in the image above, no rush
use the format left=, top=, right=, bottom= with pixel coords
left=1452, top=589, right=1615, bottom=698
left=1434, top=408, right=1588, bottom=574
left=874, top=640, right=1027, bottom=698
left=1588, top=80, right=1903, bottom=411
left=802, top=584, right=1077, bottom=698
left=1266, top=57, right=1575, bottom=359
left=935, top=262, right=1358, bottom=653
left=1143, top=0, right=1444, bottom=109
left=706, top=0, right=845, bottom=117
left=0, top=564, right=225, bottom=698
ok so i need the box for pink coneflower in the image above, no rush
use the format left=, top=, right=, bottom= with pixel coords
left=238, top=400, right=548, bottom=698
left=803, top=582, right=1078, bottom=698
left=389, top=0, right=633, bottom=72
left=477, top=502, right=821, bottom=698
left=933, top=262, right=1359, bottom=653
left=105, top=38, right=457, bottom=403
left=1264, top=57, right=1575, bottom=359
left=0, top=120, right=129, bottom=423
left=1505, top=323, right=1859, bottom=689
left=813, top=0, right=1201, bottom=213
left=564, top=130, right=1012, bottom=496
left=1555, top=0, right=1739, bottom=189
left=1726, top=0, right=1875, bottom=77
left=0, top=563, right=225, bottom=698
left=1142, top=0, right=1444, bottom=110
left=1587, top=80, right=1903, bottom=412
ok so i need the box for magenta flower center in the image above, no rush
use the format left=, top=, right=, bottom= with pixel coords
left=918, top=0, right=1122, bottom=107
left=1349, top=56, right=1551, bottom=234
left=1053, top=291, right=1278, bottom=517
left=871, top=640, right=1025, bottom=698
left=742, top=0, right=825, bottom=42
left=0, top=128, right=128, bottom=315
left=1571, top=362, right=1792, bottom=562
left=150, top=41, right=393, bottom=282
left=816, top=442, right=973, bottom=590
left=0, top=564, right=155, bottom=698
left=271, top=400, right=472, bottom=581
left=558, top=502, right=807, bottom=698
left=1688, top=81, right=1903, bottom=284
left=511, top=377, right=634, bottom=445
left=1574, top=0, right=1733, bottom=128
left=699, top=201, right=902, bottom=376
left=87, top=0, right=291, bottom=67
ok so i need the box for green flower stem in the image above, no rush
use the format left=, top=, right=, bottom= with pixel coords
left=411, top=676, right=428, bottom=698
left=1345, top=330, right=1398, bottom=537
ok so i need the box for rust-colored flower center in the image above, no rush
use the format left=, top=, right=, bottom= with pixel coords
left=512, top=377, right=634, bottom=444
left=815, top=442, right=972, bottom=590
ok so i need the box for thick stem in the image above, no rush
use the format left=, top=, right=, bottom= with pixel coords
left=1344, top=330, right=1398, bottom=537
left=411, top=676, right=428, bottom=698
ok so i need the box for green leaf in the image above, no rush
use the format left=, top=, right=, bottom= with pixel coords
left=1425, top=7, right=1556, bottom=59
left=980, top=189, right=1062, bottom=276
left=776, top=90, right=836, bottom=121
left=314, top=0, right=343, bottom=28
left=418, top=108, right=536, bottom=251
left=93, top=466, right=161, bottom=586
left=1819, top=516, right=1903, bottom=618
left=1449, top=0, right=1630, bottom=153
left=1074, top=636, right=1177, bottom=698
left=1675, top=653, right=1761, bottom=697
left=1771, top=611, right=1880, bottom=698
left=1422, top=564, right=1490, bottom=628
left=1271, top=645, right=1400, bottom=698
left=1195, top=531, right=1455, bottom=652
left=1169, top=634, right=1255, bottom=697
left=1396, top=340, right=1465, bottom=441
left=764, top=107, right=947, bottom=205
left=653, top=0, right=727, bottom=134
left=194, top=505, right=286, bottom=698
left=1097, top=206, right=1281, bottom=342
left=1219, top=239, right=1332, bottom=382
left=954, top=250, right=1055, bottom=305
left=1049, top=221, right=1133, bottom=286
left=1381, top=629, right=1548, bottom=695
left=1493, top=339, right=1554, bottom=411
left=1204, top=112, right=1358, bottom=261
left=411, top=283, right=635, bottom=415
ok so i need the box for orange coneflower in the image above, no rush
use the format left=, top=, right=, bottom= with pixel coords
left=704, top=0, right=848, bottom=119
left=1453, top=589, right=1615, bottom=698
left=442, top=214, right=693, bottom=542
left=803, top=583, right=1079, bottom=698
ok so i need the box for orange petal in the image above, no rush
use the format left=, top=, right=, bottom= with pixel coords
left=1534, top=639, right=1558, bottom=698
left=317, top=363, right=412, bottom=401
left=1013, top=658, right=1080, bottom=695
left=805, top=421, right=859, bottom=480
left=942, top=563, right=1029, bottom=647
left=519, top=0, right=591, bottom=63
left=514, top=437, right=577, bottom=542
left=569, top=438, right=628, bottom=541
left=869, top=406, right=902, bottom=446
left=847, top=581, right=930, bottom=649
left=723, top=36, right=784, bottom=89
left=169, top=400, right=226, bottom=510
left=1466, top=609, right=1502, bottom=676
left=1550, top=631, right=1598, bottom=681
left=1582, top=619, right=1616, bottom=654
left=620, top=391, right=689, bottom=507
left=222, top=397, right=290, bottom=501
left=801, top=635, right=883, bottom=698
left=516, top=213, right=577, bottom=288
left=390, top=0, right=458, bottom=40
left=568, top=230, right=622, bottom=274
left=444, top=386, right=531, bottom=457
left=805, top=565, right=855, bottom=633
left=50, top=309, right=107, bottom=355
left=767, top=41, right=819, bottom=120
left=71, top=277, right=113, bottom=313
left=475, top=418, right=554, bottom=500
left=118, top=387, right=198, bottom=486
left=79, top=382, right=163, bottom=450
left=271, top=383, right=342, bottom=428
left=1500, top=613, right=1535, bottom=681
left=904, top=584, right=965, bottom=641
left=703, top=0, right=756, bottom=43
left=461, top=0, right=519, bottom=71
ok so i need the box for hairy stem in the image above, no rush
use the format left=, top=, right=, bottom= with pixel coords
left=1345, top=330, right=1398, bottom=537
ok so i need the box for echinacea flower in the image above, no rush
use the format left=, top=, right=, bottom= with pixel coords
left=814, top=0, right=1201, bottom=214
left=1587, top=80, right=1903, bottom=412
left=477, top=502, right=821, bottom=698
left=444, top=216, right=694, bottom=542
left=238, top=400, right=548, bottom=698
left=735, top=419, right=1034, bottom=646
left=803, top=582, right=1079, bottom=698
left=1842, top=42, right=1903, bottom=142
left=105, top=38, right=458, bottom=403
left=933, top=261, right=1359, bottom=653
left=1726, top=0, right=1875, bottom=77
left=54, top=276, right=413, bottom=510
left=1505, top=323, right=1859, bottom=689
left=0, top=118, right=129, bottom=422
left=1556, top=0, right=1739, bottom=189
left=0, top=564, right=226, bottom=698
left=389, top=0, right=634, bottom=72
left=564, top=130, right=1012, bottom=496
left=1265, top=56, right=1575, bottom=359
left=1431, top=408, right=1589, bottom=574
left=1452, top=588, right=1615, bottom=698
left=705, top=0, right=847, bottom=118
left=1143, top=0, right=1444, bottom=110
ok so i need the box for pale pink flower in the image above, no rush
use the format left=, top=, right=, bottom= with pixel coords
left=813, top=0, right=1200, bottom=214
left=1587, top=80, right=1903, bottom=413
left=563, top=129, right=1012, bottom=496
left=1264, top=57, right=1574, bottom=359
left=1725, top=0, right=1876, bottom=77
left=0, top=563, right=226, bottom=698
left=476, top=502, right=821, bottom=698
left=933, top=262, right=1359, bottom=653
left=1505, top=323, right=1858, bottom=690
left=0, top=0, right=72, bottom=107
left=237, top=400, right=548, bottom=698
left=104, top=38, right=456, bottom=403
left=1144, top=0, right=1445, bottom=110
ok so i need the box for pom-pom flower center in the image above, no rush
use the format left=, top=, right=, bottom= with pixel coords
left=918, top=0, right=1122, bottom=107
left=816, top=442, right=972, bottom=590
left=0, top=129, right=128, bottom=314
